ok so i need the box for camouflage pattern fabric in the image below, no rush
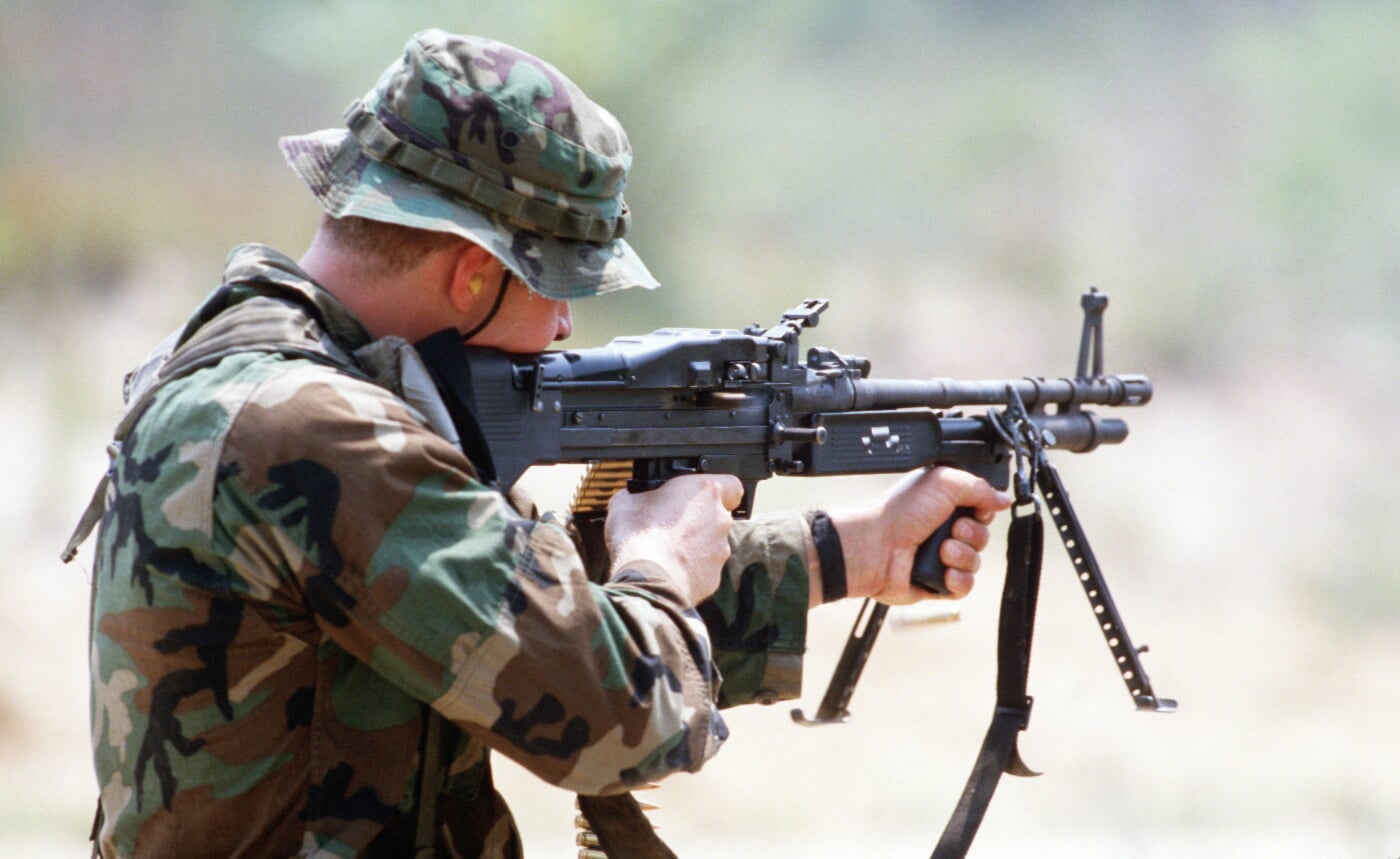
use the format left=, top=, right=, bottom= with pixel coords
left=89, top=245, right=813, bottom=858
left=279, top=29, right=658, bottom=301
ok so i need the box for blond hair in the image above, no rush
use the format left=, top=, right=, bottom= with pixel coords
left=319, top=214, right=466, bottom=274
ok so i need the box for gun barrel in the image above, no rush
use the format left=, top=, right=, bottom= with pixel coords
left=1036, top=414, right=1128, bottom=450
left=939, top=413, right=1129, bottom=453
left=852, top=374, right=1152, bottom=410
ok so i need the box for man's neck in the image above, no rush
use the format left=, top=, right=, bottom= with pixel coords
left=298, top=232, right=452, bottom=342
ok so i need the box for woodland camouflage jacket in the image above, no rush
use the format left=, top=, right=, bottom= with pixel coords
left=89, top=245, right=813, bottom=858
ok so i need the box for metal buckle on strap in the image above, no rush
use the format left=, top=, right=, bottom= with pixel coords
left=994, top=695, right=1034, bottom=731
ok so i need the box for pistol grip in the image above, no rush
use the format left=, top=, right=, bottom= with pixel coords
left=626, top=462, right=756, bottom=520
left=627, top=459, right=674, bottom=494
left=910, top=505, right=976, bottom=595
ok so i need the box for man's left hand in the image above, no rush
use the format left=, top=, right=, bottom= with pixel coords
left=823, top=466, right=1012, bottom=606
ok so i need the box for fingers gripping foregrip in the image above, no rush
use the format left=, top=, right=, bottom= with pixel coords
left=910, top=506, right=976, bottom=595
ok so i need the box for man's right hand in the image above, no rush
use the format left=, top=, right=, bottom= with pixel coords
left=604, top=474, right=744, bottom=605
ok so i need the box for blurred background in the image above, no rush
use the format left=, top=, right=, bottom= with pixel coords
left=3, top=1, right=1397, bottom=856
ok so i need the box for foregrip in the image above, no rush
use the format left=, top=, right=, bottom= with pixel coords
left=910, top=506, right=976, bottom=595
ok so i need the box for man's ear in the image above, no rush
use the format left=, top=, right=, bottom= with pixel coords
left=447, top=242, right=498, bottom=314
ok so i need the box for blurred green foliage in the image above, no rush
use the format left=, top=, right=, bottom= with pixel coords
left=2, top=0, right=1396, bottom=372
left=2, top=0, right=1397, bottom=614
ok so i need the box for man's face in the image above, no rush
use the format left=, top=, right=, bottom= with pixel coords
left=463, top=264, right=573, bottom=354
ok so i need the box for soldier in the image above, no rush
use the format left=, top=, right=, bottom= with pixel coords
left=79, top=30, right=1009, bottom=858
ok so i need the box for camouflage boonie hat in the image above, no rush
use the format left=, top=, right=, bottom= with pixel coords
left=279, top=29, right=658, bottom=299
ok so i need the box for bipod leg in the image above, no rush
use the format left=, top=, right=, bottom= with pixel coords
left=1035, top=455, right=1176, bottom=713
left=792, top=599, right=889, bottom=725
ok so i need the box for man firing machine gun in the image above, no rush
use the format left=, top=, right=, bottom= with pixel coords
left=72, top=30, right=1171, bottom=859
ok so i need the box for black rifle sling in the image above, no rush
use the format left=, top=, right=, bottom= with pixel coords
left=931, top=501, right=1044, bottom=859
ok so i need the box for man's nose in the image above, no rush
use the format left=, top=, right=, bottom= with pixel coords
left=554, top=302, right=573, bottom=341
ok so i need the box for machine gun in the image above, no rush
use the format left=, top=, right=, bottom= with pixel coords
left=416, top=288, right=1148, bottom=593
left=414, top=289, right=1174, bottom=857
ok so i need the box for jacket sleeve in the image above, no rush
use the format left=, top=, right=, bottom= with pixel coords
left=216, top=365, right=725, bottom=794
left=702, top=515, right=813, bottom=708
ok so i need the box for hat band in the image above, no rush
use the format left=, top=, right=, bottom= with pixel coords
left=344, top=101, right=630, bottom=244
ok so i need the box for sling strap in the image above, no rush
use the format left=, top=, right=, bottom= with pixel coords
left=931, top=501, right=1043, bottom=858
left=929, top=390, right=1049, bottom=859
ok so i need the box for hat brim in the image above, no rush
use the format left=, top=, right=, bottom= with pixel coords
left=279, top=129, right=659, bottom=300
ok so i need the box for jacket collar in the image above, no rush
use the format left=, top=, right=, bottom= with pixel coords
left=176, top=243, right=375, bottom=353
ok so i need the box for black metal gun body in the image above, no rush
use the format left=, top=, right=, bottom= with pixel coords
left=416, top=293, right=1150, bottom=595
